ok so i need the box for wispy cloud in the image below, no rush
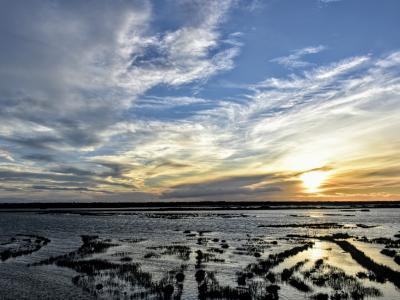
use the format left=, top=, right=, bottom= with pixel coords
left=270, top=45, right=326, bottom=69
left=319, top=0, right=342, bottom=3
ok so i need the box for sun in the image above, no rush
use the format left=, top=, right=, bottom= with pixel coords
left=300, top=171, right=329, bottom=193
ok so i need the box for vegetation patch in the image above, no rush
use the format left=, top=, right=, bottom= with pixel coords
left=0, top=234, right=50, bottom=261
left=246, top=242, right=314, bottom=275
left=144, top=252, right=161, bottom=259
left=259, top=223, right=374, bottom=229
left=32, top=235, right=116, bottom=267
left=31, top=235, right=188, bottom=298
left=147, top=245, right=191, bottom=260
left=288, top=276, right=312, bottom=292
left=302, top=258, right=381, bottom=298
left=258, top=222, right=346, bottom=229
left=356, top=236, right=400, bottom=248
left=380, top=248, right=396, bottom=257
left=335, top=240, right=400, bottom=288
left=280, top=259, right=309, bottom=281
left=195, top=250, right=224, bottom=268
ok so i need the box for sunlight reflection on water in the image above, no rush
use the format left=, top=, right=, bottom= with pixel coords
left=309, top=240, right=324, bottom=260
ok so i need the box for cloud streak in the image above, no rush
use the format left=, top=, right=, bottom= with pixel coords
left=270, top=45, right=326, bottom=69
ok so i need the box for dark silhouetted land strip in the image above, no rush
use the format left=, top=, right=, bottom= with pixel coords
left=0, top=200, right=400, bottom=212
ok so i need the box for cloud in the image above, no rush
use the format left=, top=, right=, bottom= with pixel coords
left=319, top=0, right=342, bottom=3
left=0, top=0, right=238, bottom=152
left=0, top=169, right=87, bottom=182
left=22, top=154, right=55, bottom=162
left=270, top=45, right=326, bottom=69
left=115, top=0, right=239, bottom=89
left=118, top=51, right=400, bottom=200
left=0, top=1, right=399, bottom=202
left=0, top=149, right=14, bottom=162
left=1, top=135, right=64, bottom=150
left=4, top=50, right=398, bottom=201
left=161, top=174, right=282, bottom=199
left=30, top=185, right=99, bottom=193
left=0, top=0, right=242, bottom=200
left=49, top=167, right=96, bottom=177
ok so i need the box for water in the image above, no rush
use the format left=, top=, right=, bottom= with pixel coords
left=0, top=208, right=399, bottom=299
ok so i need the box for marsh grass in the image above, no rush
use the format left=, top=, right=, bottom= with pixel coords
left=310, top=293, right=329, bottom=300
left=193, top=243, right=314, bottom=299
left=288, top=276, right=312, bottom=292
left=146, top=245, right=191, bottom=260
left=120, top=256, right=132, bottom=262
left=33, top=235, right=190, bottom=299
left=237, top=237, right=270, bottom=257
left=335, top=240, right=400, bottom=288
left=380, top=248, right=400, bottom=266
left=196, top=250, right=225, bottom=268
left=32, top=235, right=116, bottom=267
left=302, top=257, right=382, bottom=299
left=280, top=259, right=309, bottom=282
left=258, top=223, right=346, bottom=229
left=23, top=227, right=397, bottom=299
left=196, top=270, right=281, bottom=300
left=196, top=271, right=253, bottom=300
left=380, top=248, right=396, bottom=257
left=144, top=251, right=161, bottom=259
left=285, top=233, right=400, bottom=290
left=207, top=247, right=224, bottom=254
left=246, top=242, right=314, bottom=275
left=356, top=236, right=400, bottom=248
left=0, top=234, right=50, bottom=261
left=197, top=237, right=211, bottom=245
left=162, top=245, right=191, bottom=260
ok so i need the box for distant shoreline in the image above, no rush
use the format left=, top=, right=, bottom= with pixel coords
left=0, top=200, right=400, bottom=212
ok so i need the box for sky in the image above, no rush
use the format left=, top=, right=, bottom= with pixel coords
left=0, top=0, right=399, bottom=202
